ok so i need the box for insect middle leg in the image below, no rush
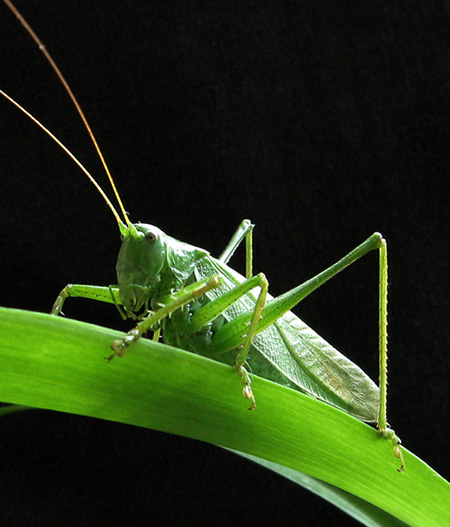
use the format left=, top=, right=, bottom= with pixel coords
left=184, top=272, right=269, bottom=410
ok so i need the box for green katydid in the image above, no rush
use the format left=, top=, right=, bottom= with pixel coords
left=1, top=0, right=404, bottom=471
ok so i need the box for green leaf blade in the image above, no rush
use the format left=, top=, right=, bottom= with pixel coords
left=0, top=307, right=449, bottom=526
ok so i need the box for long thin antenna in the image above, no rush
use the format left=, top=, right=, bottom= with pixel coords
left=3, top=0, right=131, bottom=228
left=1, top=89, right=124, bottom=227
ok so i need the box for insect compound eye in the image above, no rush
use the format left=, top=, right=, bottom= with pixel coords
left=144, top=230, right=159, bottom=243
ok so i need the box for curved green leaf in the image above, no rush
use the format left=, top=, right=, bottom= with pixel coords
left=0, top=307, right=449, bottom=526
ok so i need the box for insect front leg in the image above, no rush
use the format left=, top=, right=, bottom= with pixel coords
left=51, top=284, right=122, bottom=315
left=108, top=276, right=223, bottom=360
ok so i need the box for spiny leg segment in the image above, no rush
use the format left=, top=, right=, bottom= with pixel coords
left=377, top=239, right=404, bottom=471
left=215, top=228, right=404, bottom=469
left=108, top=276, right=223, bottom=359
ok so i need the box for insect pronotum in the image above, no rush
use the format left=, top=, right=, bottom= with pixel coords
left=1, top=0, right=404, bottom=471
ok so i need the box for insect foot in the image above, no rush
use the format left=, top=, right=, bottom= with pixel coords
left=235, top=364, right=256, bottom=410
left=107, top=328, right=142, bottom=361
left=50, top=285, right=72, bottom=316
left=381, top=428, right=405, bottom=472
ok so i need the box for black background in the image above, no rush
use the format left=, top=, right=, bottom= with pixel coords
left=1, top=1, right=449, bottom=525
